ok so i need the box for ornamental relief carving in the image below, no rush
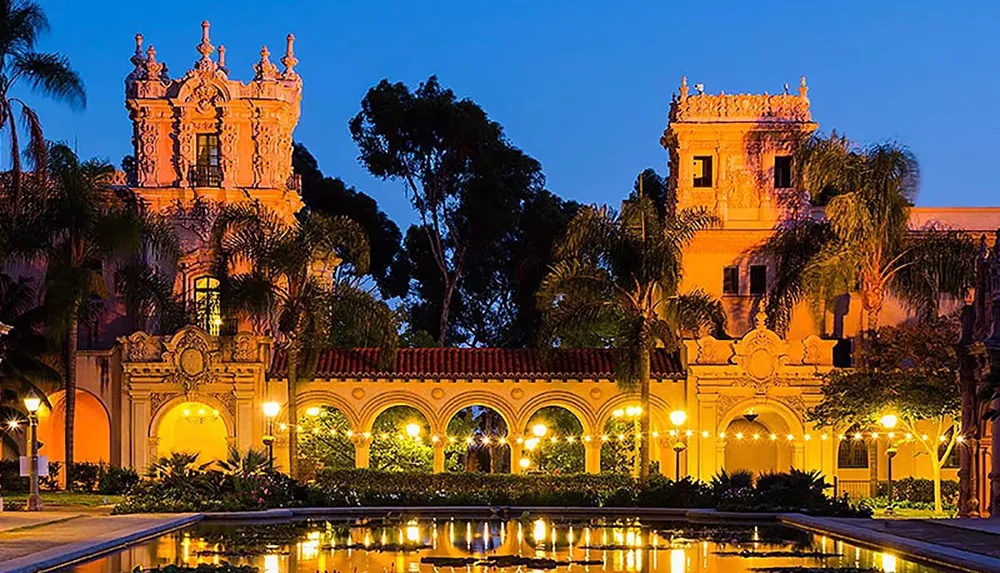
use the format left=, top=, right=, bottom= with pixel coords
left=715, top=395, right=743, bottom=425
left=693, top=336, right=733, bottom=365
left=162, top=327, right=219, bottom=392
left=123, top=331, right=162, bottom=363
left=211, top=392, right=237, bottom=417
left=730, top=315, right=789, bottom=390
left=149, top=392, right=176, bottom=418
left=672, top=94, right=810, bottom=123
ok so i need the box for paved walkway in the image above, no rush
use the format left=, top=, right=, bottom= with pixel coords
left=0, top=512, right=201, bottom=573
left=782, top=514, right=1000, bottom=573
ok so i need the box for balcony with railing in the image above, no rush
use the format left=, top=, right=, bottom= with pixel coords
left=189, top=164, right=222, bottom=188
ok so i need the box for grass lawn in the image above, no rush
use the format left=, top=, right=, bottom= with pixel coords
left=872, top=507, right=954, bottom=519
left=1, top=492, right=123, bottom=507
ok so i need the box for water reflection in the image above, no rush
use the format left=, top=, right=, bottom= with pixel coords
left=66, top=517, right=942, bottom=573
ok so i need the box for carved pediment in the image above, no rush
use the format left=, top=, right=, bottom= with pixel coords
left=162, top=326, right=219, bottom=392
left=731, top=321, right=789, bottom=389
left=801, top=335, right=836, bottom=366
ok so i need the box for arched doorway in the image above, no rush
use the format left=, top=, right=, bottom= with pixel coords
left=154, top=401, right=229, bottom=464
left=298, top=405, right=355, bottom=479
left=36, top=390, right=110, bottom=464
left=524, top=406, right=584, bottom=474
left=369, top=405, right=432, bottom=472
left=722, top=416, right=794, bottom=476
left=444, top=406, right=510, bottom=473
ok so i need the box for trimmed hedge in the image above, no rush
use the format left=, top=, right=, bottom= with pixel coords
left=115, top=466, right=870, bottom=517
left=873, top=478, right=959, bottom=507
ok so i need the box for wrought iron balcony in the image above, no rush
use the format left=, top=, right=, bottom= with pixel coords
left=189, top=164, right=222, bottom=188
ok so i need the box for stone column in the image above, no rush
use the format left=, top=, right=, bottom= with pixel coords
left=433, top=439, right=446, bottom=473
left=793, top=442, right=805, bottom=469
left=130, top=390, right=151, bottom=472
left=353, top=434, right=372, bottom=469
left=234, top=388, right=255, bottom=453
left=584, top=439, right=601, bottom=474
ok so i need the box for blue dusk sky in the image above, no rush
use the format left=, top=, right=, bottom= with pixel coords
left=24, top=0, right=1000, bottom=225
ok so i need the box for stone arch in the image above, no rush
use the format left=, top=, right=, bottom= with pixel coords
left=516, top=391, right=599, bottom=437
left=149, top=394, right=236, bottom=439
left=437, top=392, right=518, bottom=436
left=594, top=393, right=673, bottom=434
left=37, top=389, right=111, bottom=463
left=358, top=391, right=437, bottom=435
left=716, top=397, right=804, bottom=437
left=295, top=389, right=362, bottom=430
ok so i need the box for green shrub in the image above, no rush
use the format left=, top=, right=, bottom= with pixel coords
left=712, top=469, right=871, bottom=517
left=0, top=459, right=61, bottom=492
left=99, top=465, right=140, bottom=495
left=69, top=462, right=101, bottom=491
left=873, top=478, right=958, bottom=508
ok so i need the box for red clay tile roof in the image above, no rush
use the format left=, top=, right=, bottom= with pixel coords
left=269, top=348, right=684, bottom=380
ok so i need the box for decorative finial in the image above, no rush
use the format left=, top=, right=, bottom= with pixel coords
left=281, top=33, right=299, bottom=78
left=144, top=44, right=165, bottom=80
left=679, top=76, right=688, bottom=100
left=783, top=82, right=789, bottom=95
left=196, top=20, right=215, bottom=65
left=130, top=33, right=146, bottom=68
left=754, top=297, right=769, bottom=329
left=253, top=45, right=279, bottom=80
left=218, top=44, right=228, bottom=74
left=799, top=75, right=808, bottom=99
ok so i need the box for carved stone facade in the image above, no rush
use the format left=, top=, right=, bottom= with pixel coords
left=124, top=21, right=303, bottom=221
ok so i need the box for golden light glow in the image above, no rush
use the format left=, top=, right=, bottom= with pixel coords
left=406, top=520, right=420, bottom=543
left=532, top=519, right=546, bottom=540
left=263, top=401, right=281, bottom=418
left=23, top=394, right=41, bottom=413
left=881, top=553, right=897, bottom=573
left=532, top=423, right=548, bottom=438
left=880, top=414, right=898, bottom=429
left=524, top=437, right=540, bottom=451
left=305, top=406, right=320, bottom=417
left=405, top=423, right=421, bottom=438
left=669, top=410, right=687, bottom=427
left=519, top=457, right=531, bottom=469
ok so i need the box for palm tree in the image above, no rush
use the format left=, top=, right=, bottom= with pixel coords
left=113, top=204, right=181, bottom=334
left=212, top=203, right=395, bottom=478
left=0, top=0, right=85, bottom=196
left=0, top=273, right=59, bottom=452
left=757, top=133, right=977, bottom=362
left=538, top=186, right=725, bottom=480
left=39, top=145, right=153, bottom=485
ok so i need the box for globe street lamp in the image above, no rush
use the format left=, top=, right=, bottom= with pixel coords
left=880, top=414, right=899, bottom=515
left=23, top=392, right=42, bottom=511
left=262, top=401, right=281, bottom=469
left=670, top=410, right=688, bottom=480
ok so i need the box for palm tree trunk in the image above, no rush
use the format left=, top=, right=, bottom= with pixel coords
left=287, top=342, right=299, bottom=478
left=639, top=348, right=651, bottom=481
left=64, top=312, right=78, bottom=490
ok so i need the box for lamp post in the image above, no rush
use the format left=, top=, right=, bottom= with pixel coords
left=669, top=410, right=688, bottom=480
left=880, top=414, right=898, bottom=515
left=262, top=401, right=281, bottom=470
left=23, top=392, right=41, bottom=511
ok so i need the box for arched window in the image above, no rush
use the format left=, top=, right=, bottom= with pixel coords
left=837, top=426, right=869, bottom=469
left=194, top=276, right=221, bottom=335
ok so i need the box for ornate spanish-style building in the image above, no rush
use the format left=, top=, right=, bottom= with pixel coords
left=27, top=22, right=1000, bottom=510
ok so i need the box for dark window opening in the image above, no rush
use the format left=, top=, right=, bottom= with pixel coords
left=774, top=155, right=793, bottom=189
left=723, top=266, right=740, bottom=295
left=838, top=427, right=869, bottom=469
left=749, top=265, right=767, bottom=296
left=194, top=276, right=221, bottom=335
left=693, top=156, right=713, bottom=188
left=192, top=134, right=221, bottom=187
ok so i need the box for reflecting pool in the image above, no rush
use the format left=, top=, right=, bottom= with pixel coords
left=63, top=517, right=943, bottom=573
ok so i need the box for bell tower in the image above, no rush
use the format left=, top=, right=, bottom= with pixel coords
left=661, top=77, right=817, bottom=228
left=124, top=21, right=303, bottom=220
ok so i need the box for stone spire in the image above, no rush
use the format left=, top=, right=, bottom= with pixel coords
left=217, top=44, right=229, bottom=75
left=679, top=76, right=688, bottom=101
left=194, top=20, right=216, bottom=71
left=798, top=75, right=809, bottom=99
left=281, top=33, right=299, bottom=79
